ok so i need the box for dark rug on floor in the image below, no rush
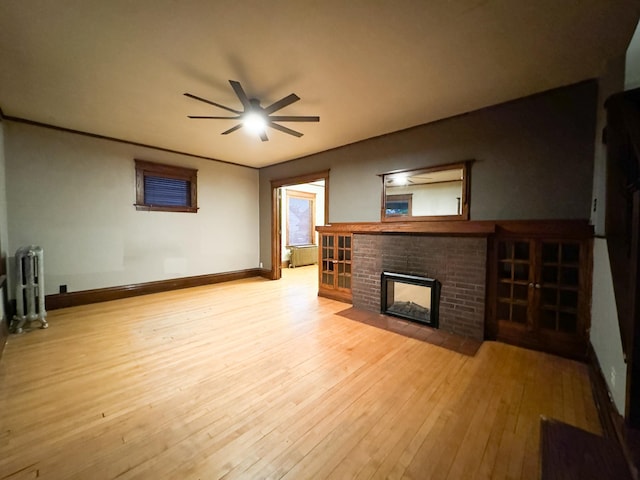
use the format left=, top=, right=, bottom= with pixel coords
left=540, top=417, right=632, bottom=479
left=336, top=307, right=482, bottom=356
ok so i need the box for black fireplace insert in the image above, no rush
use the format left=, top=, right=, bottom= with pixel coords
left=381, top=272, right=440, bottom=327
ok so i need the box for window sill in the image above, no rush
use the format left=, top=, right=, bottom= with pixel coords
left=134, top=204, right=198, bottom=213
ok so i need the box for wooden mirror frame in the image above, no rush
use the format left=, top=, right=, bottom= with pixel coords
left=380, top=161, right=472, bottom=222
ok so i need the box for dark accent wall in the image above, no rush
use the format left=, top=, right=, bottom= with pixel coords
left=353, top=234, right=486, bottom=340
left=259, top=81, right=598, bottom=270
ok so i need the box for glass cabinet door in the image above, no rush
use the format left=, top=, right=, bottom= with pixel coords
left=319, top=233, right=352, bottom=292
left=336, top=235, right=352, bottom=290
left=496, top=240, right=534, bottom=328
left=320, top=234, right=335, bottom=287
left=538, top=241, right=581, bottom=335
left=492, top=236, right=587, bottom=358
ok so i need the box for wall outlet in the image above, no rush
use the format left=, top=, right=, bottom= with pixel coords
left=259, top=262, right=263, bottom=268
left=59, top=284, right=67, bottom=294
left=610, top=366, right=616, bottom=388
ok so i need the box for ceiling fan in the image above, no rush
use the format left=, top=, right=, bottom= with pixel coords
left=184, top=80, right=319, bottom=141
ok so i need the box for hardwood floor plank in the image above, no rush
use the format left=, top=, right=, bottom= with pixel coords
left=0, top=266, right=604, bottom=479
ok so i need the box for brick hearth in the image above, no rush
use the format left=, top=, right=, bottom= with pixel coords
left=352, top=234, right=487, bottom=340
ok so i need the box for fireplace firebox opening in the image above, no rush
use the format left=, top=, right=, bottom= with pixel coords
left=381, top=272, right=440, bottom=327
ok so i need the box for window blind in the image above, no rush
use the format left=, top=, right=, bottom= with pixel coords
left=144, top=176, right=190, bottom=207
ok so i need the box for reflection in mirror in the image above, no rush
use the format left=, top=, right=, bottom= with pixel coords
left=382, top=161, right=470, bottom=221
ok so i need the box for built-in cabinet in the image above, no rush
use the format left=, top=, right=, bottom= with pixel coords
left=314, top=220, right=593, bottom=359
left=318, top=231, right=352, bottom=303
left=487, top=234, right=592, bottom=359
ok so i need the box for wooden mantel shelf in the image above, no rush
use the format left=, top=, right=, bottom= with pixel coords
left=317, top=219, right=593, bottom=237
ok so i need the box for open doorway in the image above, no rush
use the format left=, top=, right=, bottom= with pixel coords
left=270, top=171, right=329, bottom=280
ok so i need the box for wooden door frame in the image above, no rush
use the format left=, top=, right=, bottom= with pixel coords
left=270, top=170, right=330, bottom=280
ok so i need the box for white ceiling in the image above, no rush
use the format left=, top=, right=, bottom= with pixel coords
left=0, top=1, right=638, bottom=169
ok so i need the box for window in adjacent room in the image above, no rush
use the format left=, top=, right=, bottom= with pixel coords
left=134, top=159, right=198, bottom=213
left=385, top=194, right=413, bottom=217
left=286, top=190, right=316, bottom=246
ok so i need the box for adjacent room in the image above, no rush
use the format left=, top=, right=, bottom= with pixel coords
left=1, top=2, right=640, bottom=479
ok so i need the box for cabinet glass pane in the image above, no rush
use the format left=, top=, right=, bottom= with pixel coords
left=561, top=244, right=580, bottom=263
left=513, top=284, right=528, bottom=300
left=498, top=283, right=511, bottom=298
left=542, top=266, right=558, bottom=284
left=499, top=263, right=512, bottom=279
left=559, top=312, right=578, bottom=333
left=560, top=267, right=579, bottom=286
left=559, top=290, right=578, bottom=308
left=514, top=242, right=529, bottom=260
left=513, top=264, right=529, bottom=281
left=498, top=242, right=508, bottom=260
left=541, top=288, right=557, bottom=306
left=542, top=243, right=559, bottom=263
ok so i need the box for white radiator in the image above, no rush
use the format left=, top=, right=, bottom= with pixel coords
left=12, top=246, right=47, bottom=333
left=289, top=245, right=318, bottom=268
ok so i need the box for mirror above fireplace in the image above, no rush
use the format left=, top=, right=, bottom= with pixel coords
left=381, top=161, right=471, bottom=222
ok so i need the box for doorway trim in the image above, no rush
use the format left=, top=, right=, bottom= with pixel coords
left=270, top=170, right=330, bottom=280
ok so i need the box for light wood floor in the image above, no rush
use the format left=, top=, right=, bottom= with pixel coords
left=0, top=266, right=601, bottom=479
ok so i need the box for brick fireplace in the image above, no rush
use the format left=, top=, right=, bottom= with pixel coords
left=352, top=234, right=487, bottom=340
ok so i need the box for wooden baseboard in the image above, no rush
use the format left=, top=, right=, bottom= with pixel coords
left=45, top=268, right=263, bottom=310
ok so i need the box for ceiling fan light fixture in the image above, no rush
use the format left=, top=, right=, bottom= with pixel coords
left=390, top=173, right=410, bottom=186
left=242, top=111, right=267, bottom=134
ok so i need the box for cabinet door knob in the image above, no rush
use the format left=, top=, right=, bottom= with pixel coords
left=528, top=283, right=534, bottom=288
left=535, top=283, right=541, bottom=289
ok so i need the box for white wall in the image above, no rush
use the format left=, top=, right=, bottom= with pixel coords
left=591, top=239, right=627, bottom=413
left=5, top=121, right=260, bottom=296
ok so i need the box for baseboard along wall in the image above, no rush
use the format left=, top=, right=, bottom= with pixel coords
left=45, top=268, right=263, bottom=310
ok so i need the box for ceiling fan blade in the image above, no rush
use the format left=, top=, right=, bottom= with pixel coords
left=268, top=121, right=303, bottom=138
left=268, top=115, right=319, bottom=122
left=263, top=93, right=300, bottom=114
left=259, top=131, right=269, bottom=142
left=221, top=124, right=243, bottom=135
left=188, top=115, right=240, bottom=119
left=229, top=80, right=252, bottom=111
left=183, top=93, right=241, bottom=114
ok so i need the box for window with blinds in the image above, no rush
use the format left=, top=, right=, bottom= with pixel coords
left=134, top=160, right=198, bottom=213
